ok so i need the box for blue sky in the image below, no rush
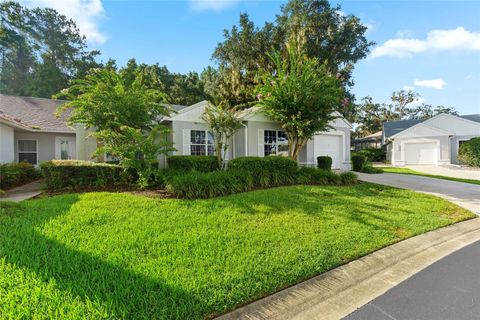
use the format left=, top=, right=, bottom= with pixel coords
left=23, top=0, right=480, bottom=114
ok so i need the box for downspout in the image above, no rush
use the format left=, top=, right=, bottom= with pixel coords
left=241, top=122, right=248, bottom=156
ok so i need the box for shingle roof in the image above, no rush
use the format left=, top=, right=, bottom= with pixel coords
left=0, top=94, right=73, bottom=132
left=383, top=113, right=480, bottom=140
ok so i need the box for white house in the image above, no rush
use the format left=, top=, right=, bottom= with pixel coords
left=76, top=100, right=353, bottom=170
left=383, top=113, right=480, bottom=166
left=0, top=94, right=76, bottom=165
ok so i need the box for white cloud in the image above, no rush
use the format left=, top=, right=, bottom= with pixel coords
left=414, top=78, right=447, bottom=90
left=190, top=0, right=240, bottom=12
left=20, top=0, right=107, bottom=44
left=403, top=85, right=415, bottom=91
left=364, top=23, right=375, bottom=34
left=371, top=27, right=480, bottom=58
left=410, top=97, right=426, bottom=106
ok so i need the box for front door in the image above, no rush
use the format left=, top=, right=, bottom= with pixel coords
left=55, top=136, right=76, bottom=160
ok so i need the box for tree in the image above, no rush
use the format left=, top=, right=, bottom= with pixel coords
left=202, top=102, right=242, bottom=169
left=256, top=47, right=343, bottom=160
left=56, top=68, right=173, bottom=187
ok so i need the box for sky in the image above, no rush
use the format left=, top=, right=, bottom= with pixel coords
left=21, top=0, right=480, bottom=115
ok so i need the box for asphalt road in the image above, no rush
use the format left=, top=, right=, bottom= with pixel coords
left=344, top=240, right=480, bottom=320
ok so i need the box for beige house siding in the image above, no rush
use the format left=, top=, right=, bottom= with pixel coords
left=14, top=131, right=75, bottom=164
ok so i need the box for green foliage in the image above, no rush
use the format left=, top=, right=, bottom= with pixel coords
left=458, top=137, right=480, bottom=167
left=227, top=156, right=298, bottom=187
left=0, top=161, right=40, bottom=189
left=0, top=187, right=472, bottom=318
left=256, top=47, right=343, bottom=159
left=340, top=172, right=358, bottom=185
left=354, top=148, right=386, bottom=162
left=351, top=154, right=367, bottom=172
left=0, top=1, right=100, bottom=97
left=361, top=165, right=384, bottom=174
left=317, top=156, right=332, bottom=171
left=202, top=102, right=242, bottom=169
left=296, top=167, right=341, bottom=185
left=167, top=156, right=219, bottom=172
left=40, top=160, right=131, bottom=191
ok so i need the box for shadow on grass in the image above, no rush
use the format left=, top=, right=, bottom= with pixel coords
left=0, top=196, right=201, bottom=319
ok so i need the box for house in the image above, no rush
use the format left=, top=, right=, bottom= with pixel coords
left=77, top=100, right=353, bottom=169
left=383, top=113, right=480, bottom=166
left=0, top=94, right=75, bottom=165
left=352, top=131, right=382, bottom=151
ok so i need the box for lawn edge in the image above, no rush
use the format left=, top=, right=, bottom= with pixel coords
left=380, top=167, right=480, bottom=185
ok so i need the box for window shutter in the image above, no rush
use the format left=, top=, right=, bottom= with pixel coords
left=182, top=129, right=190, bottom=155
left=258, top=129, right=264, bottom=157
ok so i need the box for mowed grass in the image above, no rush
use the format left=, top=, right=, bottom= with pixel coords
left=0, top=184, right=474, bottom=319
left=381, top=167, right=480, bottom=185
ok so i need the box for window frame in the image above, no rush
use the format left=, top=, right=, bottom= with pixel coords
left=264, top=130, right=289, bottom=157
left=17, top=139, right=38, bottom=165
left=190, top=130, right=215, bottom=156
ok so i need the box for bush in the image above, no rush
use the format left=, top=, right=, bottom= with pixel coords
left=361, top=165, right=384, bottom=174
left=354, top=148, right=386, bottom=162
left=340, top=172, right=358, bottom=185
left=351, top=155, right=367, bottom=172
left=0, top=161, right=40, bottom=189
left=40, top=160, right=132, bottom=190
left=458, top=137, right=480, bottom=167
left=166, top=170, right=253, bottom=199
left=317, top=156, right=332, bottom=170
left=167, top=156, right=219, bottom=172
left=227, top=156, right=298, bottom=187
left=296, top=167, right=342, bottom=185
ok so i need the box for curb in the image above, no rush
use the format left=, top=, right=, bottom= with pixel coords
left=216, top=218, right=480, bottom=320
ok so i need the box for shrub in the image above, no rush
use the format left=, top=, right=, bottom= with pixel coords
left=361, top=165, right=384, bottom=174
left=0, top=161, right=40, bottom=189
left=228, top=156, right=298, bottom=187
left=458, top=138, right=480, bottom=167
left=40, top=160, right=132, bottom=190
left=167, top=156, right=219, bottom=172
left=166, top=170, right=253, bottom=199
left=317, top=156, right=332, bottom=170
left=340, top=172, right=358, bottom=185
left=351, top=155, right=367, bottom=172
left=354, top=148, right=386, bottom=162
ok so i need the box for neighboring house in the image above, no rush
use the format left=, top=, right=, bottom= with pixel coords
left=76, top=100, right=353, bottom=170
left=0, top=94, right=75, bottom=165
left=352, top=131, right=382, bottom=151
left=383, top=113, right=480, bottom=166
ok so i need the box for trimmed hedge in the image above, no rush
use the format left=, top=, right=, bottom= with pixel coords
left=354, top=148, right=386, bottom=162
left=0, top=161, right=40, bottom=189
left=167, top=155, right=219, bottom=172
left=317, top=156, right=332, bottom=171
left=227, top=156, right=298, bottom=187
left=41, top=160, right=131, bottom=190
left=296, top=167, right=340, bottom=185
left=458, top=137, right=480, bottom=167
left=361, top=165, right=384, bottom=174
left=351, top=155, right=367, bottom=172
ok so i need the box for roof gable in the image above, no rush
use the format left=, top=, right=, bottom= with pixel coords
left=423, top=113, right=480, bottom=135
left=164, top=100, right=209, bottom=122
left=390, top=123, right=453, bottom=139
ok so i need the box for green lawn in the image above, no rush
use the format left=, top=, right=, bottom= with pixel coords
left=0, top=184, right=474, bottom=319
left=381, top=167, right=480, bottom=185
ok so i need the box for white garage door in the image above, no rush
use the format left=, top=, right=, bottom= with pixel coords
left=314, top=134, right=342, bottom=169
left=404, top=142, right=438, bottom=165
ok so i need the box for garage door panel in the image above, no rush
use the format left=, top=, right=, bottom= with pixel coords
left=404, top=142, right=438, bottom=165
left=314, top=134, right=342, bottom=169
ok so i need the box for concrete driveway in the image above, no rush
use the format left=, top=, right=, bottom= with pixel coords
left=407, top=165, right=480, bottom=180
left=356, top=172, right=480, bottom=214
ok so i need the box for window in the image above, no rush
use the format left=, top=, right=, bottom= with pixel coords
left=190, top=130, right=214, bottom=156
left=59, top=138, right=70, bottom=160
left=264, top=130, right=289, bottom=156
left=18, top=140, right=37, bottom=165
left=458, top=140, right=467, bottom=150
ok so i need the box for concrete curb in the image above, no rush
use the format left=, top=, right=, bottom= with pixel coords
left=216, top=218, right=480, bottom=320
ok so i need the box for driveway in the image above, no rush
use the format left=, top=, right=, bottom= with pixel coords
left=407, top=165, right=480, bottom=180
left=356, top=173, right=480, bottom=214
left=344, top=240, right=480, bottom=320
left=0, top=180, right=44, bottom=202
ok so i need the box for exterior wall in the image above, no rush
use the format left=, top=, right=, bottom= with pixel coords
left=244, top=121, right=284, bottom=157
left=425, top=114, right=480, bottom=136
left=75, top=124, right=98, bottom=161
left=450, top=135, right=479, bottom=164
left=13, top=131, right=75, bottom=164
left=386, top=143, right=392, bottom=162
left=0, top=123, right=14, bottom=163
left=391, top=136, right=450, bottom=166
left=234, top=126, right=246, bottom=157
left=310, top=127, right=351, bottom=170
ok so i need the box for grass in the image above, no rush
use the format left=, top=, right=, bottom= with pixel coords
left=0, top=184, right=474, bottom=319
left=381, top=167, right=480, bottom=185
